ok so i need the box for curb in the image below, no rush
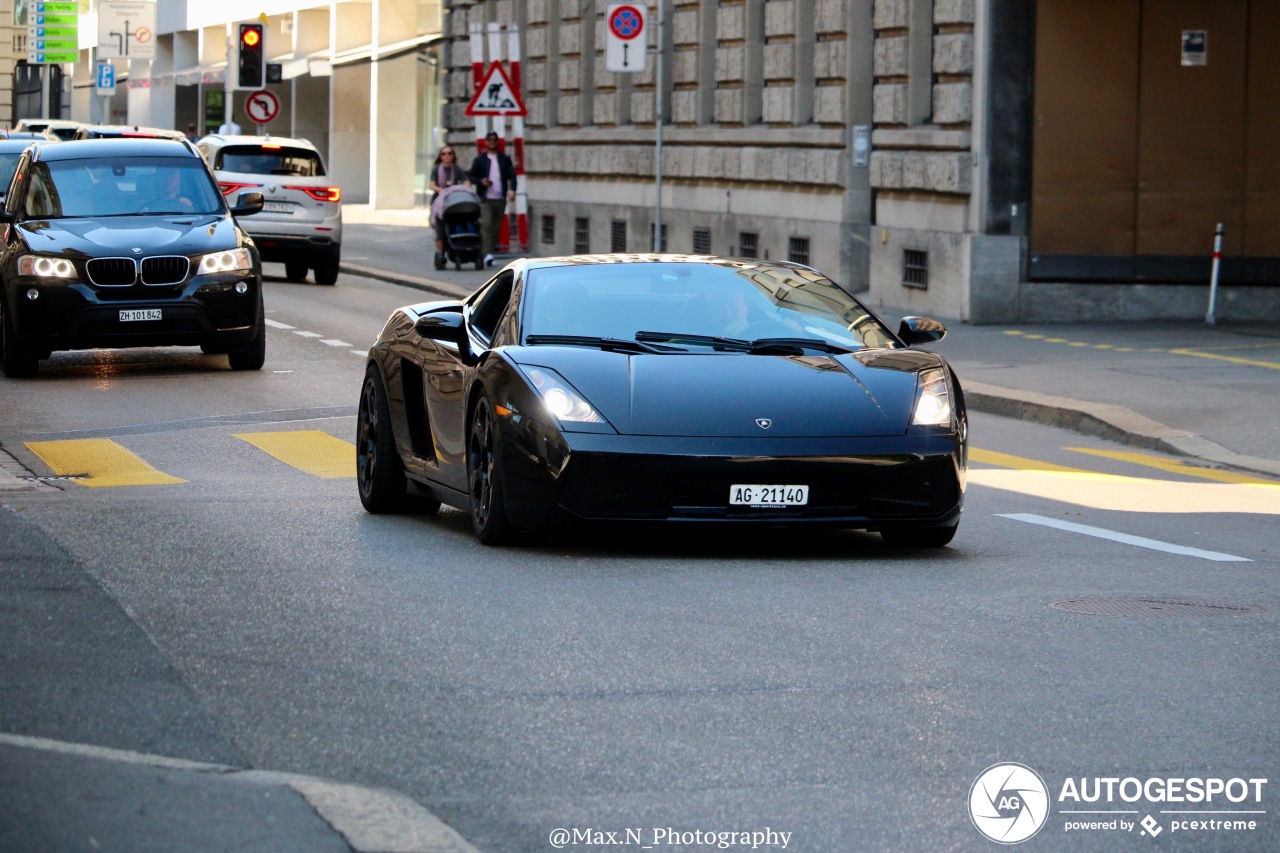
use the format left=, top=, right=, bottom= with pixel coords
left=340, top=263, right=471, bottom=301
left=0, top=733, right=479, bottom=853
left=963, top=380, right=1280, bottom=479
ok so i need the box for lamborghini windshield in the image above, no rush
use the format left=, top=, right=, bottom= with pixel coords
left=522, top=261, right=898, bottom=350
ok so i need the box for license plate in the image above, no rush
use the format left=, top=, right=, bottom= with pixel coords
left=263, top=201, right=293, bottom=214
left=119, top=309, right=162, bottom=322
left=729, top=484, right=809, bottom=507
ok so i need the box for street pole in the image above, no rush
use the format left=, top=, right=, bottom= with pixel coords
left=1205, top=222, right=1224, bottom=326
left=225, top=25, right=234, bottom=132
left=40, top=64, right=51, bottom=119
left=652, top=1, right=664, bottom=252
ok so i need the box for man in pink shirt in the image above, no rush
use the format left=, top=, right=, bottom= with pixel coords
left=467, top=131, right=517, bottom=267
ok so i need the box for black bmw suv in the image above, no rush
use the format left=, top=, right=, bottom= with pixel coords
left=0, top=137, right=266, bottom=378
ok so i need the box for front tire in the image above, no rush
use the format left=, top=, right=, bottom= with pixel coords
left=227, top=317, right=266, bottom=371
left=467, top=396, right=514, bottom=545
left=1, top=301, right=38, bottom=379
left=880, top=523, right=958, bottom=548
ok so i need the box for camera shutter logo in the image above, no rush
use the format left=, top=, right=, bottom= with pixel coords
left=969, top=763, right=1050, bottom=844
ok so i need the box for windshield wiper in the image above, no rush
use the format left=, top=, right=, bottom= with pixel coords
left=636, top=331, right=855, bottom=355
left=525, top=334, right=681, bottom=354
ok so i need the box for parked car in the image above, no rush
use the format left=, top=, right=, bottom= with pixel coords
left=13, top=119, right=81, bottom=140
left=72, top=124, right=187, bottom=141
left=357, top=255, right=967, bottom=547
left=196, top=134, right=342, bottom=285
left=0, top=137, right=267, bottom=378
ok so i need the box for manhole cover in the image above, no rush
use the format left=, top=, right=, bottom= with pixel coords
left=1051, top=598, right=1263, bottom=618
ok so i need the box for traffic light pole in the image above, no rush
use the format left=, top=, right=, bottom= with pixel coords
left=224, top=24, right=234, bottom=133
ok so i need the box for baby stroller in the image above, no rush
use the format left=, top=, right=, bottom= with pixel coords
left=434, top=185, right=484, bottom=271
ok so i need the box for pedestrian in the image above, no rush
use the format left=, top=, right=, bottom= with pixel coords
left=429, top=146, right=468, bottom=268
left=467, top=130, right=516, bottom=267
left=185, top=123, right=199, bottom=142
left=218, top=118, right=242, bottom=135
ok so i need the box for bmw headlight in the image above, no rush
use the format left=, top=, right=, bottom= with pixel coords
left=17, top=255, right=75, bottom=279
left=196, top=248, right=253, bottom=274
left=519, top=366, right=604, bottom=424
left=913, top=367, right=953, bottom=426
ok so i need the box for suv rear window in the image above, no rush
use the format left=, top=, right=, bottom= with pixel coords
left=216, top=145, right=325, bottom=177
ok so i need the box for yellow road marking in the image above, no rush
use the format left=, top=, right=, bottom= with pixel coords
left=1003, top=330, right=1024, bottom=336
left=969, top=470, right=1280, bottom=515
left=969, top=448, right=1091, bottom=473
left=1044, top=337, right=1067, bottom=343
left=1064, top=447, right=1278, bottom=485
left=235, top=430, right=355, bottom=478
left=25, top=439, right=187, bottom=487
left=1168, top=348, right=1280, bottom=370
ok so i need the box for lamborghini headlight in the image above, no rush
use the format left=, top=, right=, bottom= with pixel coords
left=520, top=366, right=604, bottom=423
left=196, top=248, right=253, bottom=274
left=913, top=367, right=952, bottom=426
left=17, top=255, right=75, bottom=279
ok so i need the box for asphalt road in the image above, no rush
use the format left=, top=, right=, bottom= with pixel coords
left=0, top=266, right=1275, bottom=852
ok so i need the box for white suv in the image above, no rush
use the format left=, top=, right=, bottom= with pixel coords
left=197, top=134, right=342, bottom=285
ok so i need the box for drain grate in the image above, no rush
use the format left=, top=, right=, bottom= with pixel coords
left=1052, top=598, right=1263, bottom=618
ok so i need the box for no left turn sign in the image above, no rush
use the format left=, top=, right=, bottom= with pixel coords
left=245, top=90, right=280, bottom=125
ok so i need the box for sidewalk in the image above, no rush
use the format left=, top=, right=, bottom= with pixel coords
left=340, top=204, right=1280, bottom=478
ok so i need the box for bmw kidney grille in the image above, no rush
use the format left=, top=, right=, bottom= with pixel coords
left=86, top=256, right=191, bottom=287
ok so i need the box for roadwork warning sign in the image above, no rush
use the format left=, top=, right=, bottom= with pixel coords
left=465, top=61, right=526, bottom=116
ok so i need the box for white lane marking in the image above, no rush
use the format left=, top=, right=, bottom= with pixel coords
left=350, top=350, right=366, bottom=356
left=294, top=330, right=322, bottom=338
left=998, top=513, right=1252, bottom=562
left=320, top=339, right=352, bottom=347
left=264, top=319, right=295, bottom=330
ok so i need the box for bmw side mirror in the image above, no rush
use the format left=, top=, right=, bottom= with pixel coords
left=415, top=310, right=466, bottom=344
left=898, top=316, right=947, bottom=346
left=231, top=191, right=264, bottom=217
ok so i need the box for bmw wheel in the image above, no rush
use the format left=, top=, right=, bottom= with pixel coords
left=227, top=316, right=266, bottom=371
left=1, top=301, right=38, bottom=379
left=467, top=396, right=514, bottom=545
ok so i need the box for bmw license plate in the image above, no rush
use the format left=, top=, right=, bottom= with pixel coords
left=119, top=309, right=162, bottom=322
left=729, top=484, right=809, bottom=507
left=263, top=201, right=293, bottom=214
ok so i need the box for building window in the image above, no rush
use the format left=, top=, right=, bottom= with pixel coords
left=611, top=219, right=627, bottom=253
left=692, top=227, right=711, bottom=255
left=903, top=248, right=929, bottom=288
left=574, top=217, right=590, bottom=254
left=788, top=237, right=810, bottom=266
left=541, top=214, right=555, bottom=245
left=738, top=231, right=758, bottom=258
left=648, top=223, right=668, bottom=252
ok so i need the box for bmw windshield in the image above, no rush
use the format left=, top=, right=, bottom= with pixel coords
left=20, top=157, right=225, bottom=218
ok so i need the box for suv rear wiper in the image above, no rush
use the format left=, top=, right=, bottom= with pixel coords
left=525, top=334, right=681, bottom=354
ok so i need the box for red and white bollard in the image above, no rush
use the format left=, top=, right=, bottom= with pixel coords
left=1205, top=222, right=1223, bottom=326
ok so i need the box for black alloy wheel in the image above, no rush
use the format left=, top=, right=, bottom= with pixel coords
left=467, top=395, right=514, bottom=545
left=284, top=260, right=308, bottom=282
left=1, top=301, right=38, bottom=379
left=356, top=365, right=440, bottom=514
left=227, top=315, right=266, bottom=371
left=880, top=523, right=959, bottom=548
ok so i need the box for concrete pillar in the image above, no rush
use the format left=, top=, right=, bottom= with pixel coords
left=370, top=0, right=418, bottom=207
left=330, top=1, right=373, bottom=202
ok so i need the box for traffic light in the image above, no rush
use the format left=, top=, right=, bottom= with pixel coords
left=236, top=23, right=265, bottom=89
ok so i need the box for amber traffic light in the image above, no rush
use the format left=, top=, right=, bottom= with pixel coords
left=237, top=23, right=266, bottom=89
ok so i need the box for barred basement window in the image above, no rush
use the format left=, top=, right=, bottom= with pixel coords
left=788, top=237, right=810, bottom=266
left=738, top=231, right=758, bottom=258
left=611, top=219, right=627, bottom=253
left=692, top=227, right=711, bottom=255
left=648, top=223, right=668, bottom=253
left=574, top=217, right=590, bottom=254
left=903, top=248, right=928, bottom=289
left=541, top=214, right=555, bottom=245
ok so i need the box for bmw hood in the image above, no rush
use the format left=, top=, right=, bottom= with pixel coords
left=511, top=347, right=946, bottom=437
left=18, top=215, right=237, bottom=257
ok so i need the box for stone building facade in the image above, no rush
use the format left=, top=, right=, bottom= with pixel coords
left=442, top=0, right=1278, bottom=324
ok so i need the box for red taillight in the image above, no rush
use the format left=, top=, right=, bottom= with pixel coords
left=285, top=186, right=341, bottom=203
left=219, top=181, right=262, bottom=196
